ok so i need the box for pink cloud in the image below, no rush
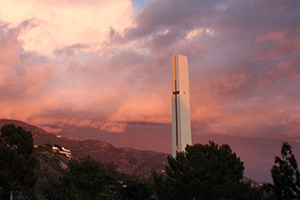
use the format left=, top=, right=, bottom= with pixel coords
left=0, top=19, right=53, bottom=98
left=1, top=1, right=300, bottom=183
left=0, top=0, right=300, bottom=145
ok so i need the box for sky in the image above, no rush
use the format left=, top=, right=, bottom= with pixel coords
left=1, top=0, right=300, bottom=182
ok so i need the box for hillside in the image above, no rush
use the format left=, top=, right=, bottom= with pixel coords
left=34, top=148, right=68, bottom=199
left=0, top=119, right=168, bottom=176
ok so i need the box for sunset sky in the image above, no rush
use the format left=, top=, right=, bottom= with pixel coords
left=1, top=0, right=300, bottom=182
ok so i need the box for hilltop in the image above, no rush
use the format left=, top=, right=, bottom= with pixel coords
left=0, top=119, right=168, bottom=177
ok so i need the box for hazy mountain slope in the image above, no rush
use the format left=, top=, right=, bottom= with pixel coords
left=0, top=119, right=167, bottom=175
left=122, top=147, right=168, bottom=163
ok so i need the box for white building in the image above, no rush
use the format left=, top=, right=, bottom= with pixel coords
left=62, top=146, right=70, bottom=152
left=171, top=54, right=192, bottom=157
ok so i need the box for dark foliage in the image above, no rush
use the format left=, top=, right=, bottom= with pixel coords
left=118, top=175, right=153, bottom=200
left=153, top=141, right=263, bottom=200
left=271, top=142, right=300, bottom=200
left=44, top=143, right=53, bottom=150
left=0, top=124, right=39, bottom=200
left=42, top=155, right=153, bottom=199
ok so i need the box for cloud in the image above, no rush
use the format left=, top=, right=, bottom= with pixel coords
left=53, top=43, right=90, bottom=57
left=1, top=0, right=135, bottom=57
left=2, top=0, right=300, bottom=184
left=0, top=0, right=300, bottom=140
left=0, top=19, right=53, bottom=99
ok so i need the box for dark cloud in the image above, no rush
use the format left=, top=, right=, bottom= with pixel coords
left=125, top=0, right=217, bottom=39
left=108, top=0, right=300, bottom=54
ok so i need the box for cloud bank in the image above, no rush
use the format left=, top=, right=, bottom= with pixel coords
left=0, top=0, right=300, bottom=141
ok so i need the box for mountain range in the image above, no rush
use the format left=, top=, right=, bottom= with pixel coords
left=0, top=119, right=168, bottom=178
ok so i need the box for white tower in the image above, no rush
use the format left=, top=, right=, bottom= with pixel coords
left=171, top=54, right=192, bottom=157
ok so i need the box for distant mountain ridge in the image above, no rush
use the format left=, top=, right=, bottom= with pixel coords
left=0, top=119, right=168, bottom=177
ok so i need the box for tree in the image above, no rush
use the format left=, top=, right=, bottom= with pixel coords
left=118, top=175, right=153, bottom=200
left=43, top=155, right=116, bottom=199
left=44, top=143, right=53, bottom=150
left=271, top=142, right=300, bottom=200
left=43, top=155, right=154, bottom=200
left=0, top=124, right=39, bottom=199
left=153, top=141, right=262, bottom=200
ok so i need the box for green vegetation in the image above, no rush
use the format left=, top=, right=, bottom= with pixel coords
left=0, top=124, right=39, bottom=199
left=1, top=123, right=300, bottom=199
left=271, top=142, right=300, bottom=200
left=42, top=155, right=153, bottom=200
left=152, top=141, right=263, bottom=200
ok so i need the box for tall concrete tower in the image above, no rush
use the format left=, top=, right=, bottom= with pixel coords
left=171, top=54, right=192, bottom=157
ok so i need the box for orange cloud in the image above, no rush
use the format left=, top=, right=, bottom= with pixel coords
left=1, top=0, right=300, bottom=140
left=1, top=0, right=135, bottom=57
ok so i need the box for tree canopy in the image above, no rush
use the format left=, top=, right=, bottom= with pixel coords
left=0, top=124, right=39, bottom=199
left=153, top=141, right=262, bottom=200
left=43, top=155, right=153, bottom=200
left=271, top=142, right=300, bottom=200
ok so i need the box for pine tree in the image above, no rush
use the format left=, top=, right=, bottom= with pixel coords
left=153, top=141, right=262, bottom=200
left=271, top=142, right=300, bottom=200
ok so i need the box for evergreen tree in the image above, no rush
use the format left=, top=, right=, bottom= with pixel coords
left=0, top=124, right=39, bottom=199
left=43, top=155, right=153, bottom=199
left=43, top=155, right=116, bottom=199
left=118, top=175, right=153, bottom=200
left=271, top=142, right=300, bottom=200
left=153, top=141, right=262, bottom=200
